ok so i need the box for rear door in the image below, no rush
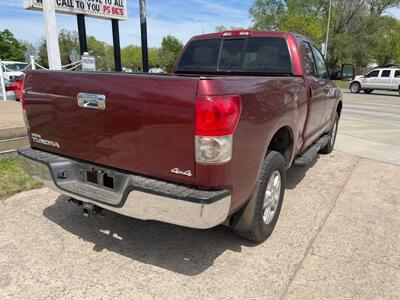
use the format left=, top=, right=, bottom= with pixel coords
left=24, top=71, right=199, bottom=185
left=377, top=70, right=393, bottom=89
left=312, top=45, right=335, bottom=126
left=393, top=70, right=400, bottom=90
left=299, top=41, right=326, bottom=141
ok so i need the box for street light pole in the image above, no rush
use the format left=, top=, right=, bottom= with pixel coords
left=324, top=0, right=332, bottom=59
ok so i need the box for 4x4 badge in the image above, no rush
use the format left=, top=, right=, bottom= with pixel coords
left=171, top=168, right=192, bottom=177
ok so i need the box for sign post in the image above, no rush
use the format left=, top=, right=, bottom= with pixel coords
left=25, top=0, right=127, bottom=72
left=112, top=20, right=122, bottom=72
left=42, top=0, right=62, bottom=70
left=139, top=0, right=149, bottom=73
left=77, top=14, right=88, bottom=55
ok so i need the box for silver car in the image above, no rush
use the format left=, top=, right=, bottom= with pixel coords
left=349, top=67, right=400, bottom=95
left=0, top=79, right=17, bottom=101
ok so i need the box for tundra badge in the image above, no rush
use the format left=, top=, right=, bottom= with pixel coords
left=171, top=168, right=193, bottom=177
left=31, top=133, right=60, bottom=148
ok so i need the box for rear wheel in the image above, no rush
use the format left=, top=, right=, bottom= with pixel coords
left=320, top=112, right=339, bottom=154
left=350, top=82, right=361, bottom=93
left=231, top=151, right=286, bottom=243
left=363, top=89, right=373, bottom=94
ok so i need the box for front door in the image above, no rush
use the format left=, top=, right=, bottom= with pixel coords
left=362, top=70, right=380, bottom=89
left=299, top=41, right=326, bottom=145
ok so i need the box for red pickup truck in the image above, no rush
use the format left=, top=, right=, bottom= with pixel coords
left=19, top=30, right=349, bottom=242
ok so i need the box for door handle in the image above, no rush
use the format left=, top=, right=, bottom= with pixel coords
left=77, top=93, right=106, bottom=110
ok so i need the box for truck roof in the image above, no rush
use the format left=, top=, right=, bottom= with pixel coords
left=191, top=30, right=293, bottom=41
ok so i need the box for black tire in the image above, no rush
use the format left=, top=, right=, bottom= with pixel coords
left=350, top=82, right=361, bottom=93
left=363, top=89, right=373, bottom=94
left=231, top=151, right=286, bottom=243
left=320, top=112, right=339, bottom=154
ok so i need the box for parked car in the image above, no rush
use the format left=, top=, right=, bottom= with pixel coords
left=0, top=79, right=16, bottom=100
left=11, top=76, right=24, bottom=101
left=1, top=61, right=29, bottom=81
left=18, top=30, right=351, bottom=243
left=349, top=67, right=400, bottom=95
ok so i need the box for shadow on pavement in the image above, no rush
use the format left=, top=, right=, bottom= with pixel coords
left=43, top=195, right=255, bottom=276
left=286, top=159, right=317, bottom=189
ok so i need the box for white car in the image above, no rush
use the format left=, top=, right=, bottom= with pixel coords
left=1, top=61, right=29, bottom=80
left=0, top=79, right=17, bottom=101
left=349, top=67, right=400, bottom=95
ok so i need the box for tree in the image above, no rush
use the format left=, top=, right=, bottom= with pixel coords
left=87, top=36, right=114, bottom=71
left=58, top=29, right=79, bottom=65
left=249, top=0, right=400, bottom=68
left=0, top=29, right=27, bottom=61
left=159, top=35, right=183, bottom=72
left=20, top=41, right=36, bottom=62
left=215, top=25, right=246, bottom=32
left=37, top=37, right=48, bottom=68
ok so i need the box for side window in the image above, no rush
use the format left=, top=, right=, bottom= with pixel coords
left=366, top=70, right=380, bottom=78
left=312, top=46, right=329, bottom=79
left=300, top=42, right=317, bottom=77
left=395, top=70, right=400, bottom=78
left=381, top=70, right=391, bottom=78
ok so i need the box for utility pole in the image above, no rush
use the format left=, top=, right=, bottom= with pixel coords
left=139, top=0, right=149, bottom=72
left=324, top=0, right=332, bottom=59
left=42, top=0, right=62, bottom=70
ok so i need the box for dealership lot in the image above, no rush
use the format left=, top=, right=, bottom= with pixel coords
left=0, top=91, right=399, bottom=299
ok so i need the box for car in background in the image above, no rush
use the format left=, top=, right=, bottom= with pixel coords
left=11, top=76, right=24, bottom=101
left=349, top=67, right=400, bottom=95
left=0, top=79, right=17, bottom=101
left=2, top=61, right=29, bottom=80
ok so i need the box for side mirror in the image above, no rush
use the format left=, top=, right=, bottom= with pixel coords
left=341, top=64, right=355, bottom=81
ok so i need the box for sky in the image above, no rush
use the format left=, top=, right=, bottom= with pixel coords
left=0, top=1, right=399, bottom=48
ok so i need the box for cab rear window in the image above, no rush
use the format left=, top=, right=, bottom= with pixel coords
left=177, top=37, right=292, bottom=74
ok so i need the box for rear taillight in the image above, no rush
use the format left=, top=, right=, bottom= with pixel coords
left=5, top=85, right=14, bottom=92
left=195, top=95, right=242, bottom=164
left=195, top=95, right=241, bottom=136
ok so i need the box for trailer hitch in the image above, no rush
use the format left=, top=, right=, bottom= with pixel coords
left=68, top=198, right=104, bottom=218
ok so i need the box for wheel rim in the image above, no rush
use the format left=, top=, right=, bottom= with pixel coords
left=331, top=120, right=338, bottom=146
left=351, top=84, right=359, bottom=93
left=263, top=170, right=281, bottom=225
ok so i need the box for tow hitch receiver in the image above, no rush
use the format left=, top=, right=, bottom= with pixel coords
left=68, top=198, right=104, bottom=218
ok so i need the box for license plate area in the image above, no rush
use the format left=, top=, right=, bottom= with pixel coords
left=83, top=167, right=115, bottom=191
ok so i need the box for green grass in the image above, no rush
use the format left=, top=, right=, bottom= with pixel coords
left=335, top=80, right=350, bottom=89
left=0, top=157, right=43, bottom=201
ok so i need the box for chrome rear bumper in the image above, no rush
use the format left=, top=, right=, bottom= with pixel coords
left=18, top=147, right=231, bottom=229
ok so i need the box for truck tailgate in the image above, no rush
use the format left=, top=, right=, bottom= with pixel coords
left=23, top=71, right=199, bottom=185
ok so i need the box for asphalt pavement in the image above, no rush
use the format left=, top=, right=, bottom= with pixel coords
left=0, top=91, right=399, bottom=299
